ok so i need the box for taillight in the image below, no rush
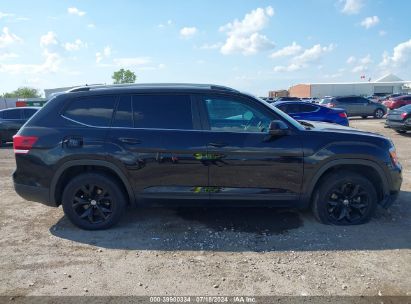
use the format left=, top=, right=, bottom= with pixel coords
left=338, top=112, right=347, bottom=118
left=13, top=135, right=38, bottom=154
left=401, top=112, right=407, bottom=119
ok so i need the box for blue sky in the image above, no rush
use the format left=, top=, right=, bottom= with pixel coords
left=0, top=0, right=410, bottom=96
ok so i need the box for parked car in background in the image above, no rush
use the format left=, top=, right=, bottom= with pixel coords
left=319, top=96, right=386, bottom=119
left=386, top=104, right=411, bottom=134
left=383, top=95, right=411, bottom=110
left=274, top=97, right=301, bottom=102
left=273, top=101, right=349, bottom=126
left=380, top=93, right=403, bottom=102
left=0, top=107, right=40, bottom=145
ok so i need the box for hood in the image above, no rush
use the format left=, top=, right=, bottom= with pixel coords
left=300, top=120, right=386, bottom=138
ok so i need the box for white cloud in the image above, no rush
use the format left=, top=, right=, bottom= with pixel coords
left=219, top=6, right=275, bottom=55
left=273, top=63, right=303, bottom=72
left=379, top=39, right=411, bottom=68
left=87, top=23, right=96, bottom=29
left=360, top=16, right=380, bottom=29
left=96, top=46, right=111, bottom=63
left=270, top=42, right=302, bottom=59
left=64, top=39, right=87, bottom=51
left=346, top=56, right=356, bottom=64
left=67, top=7, right=86, bottom=17
left=0, top=27, right=22, bottom=48
left=379, top=30, right=387, bottom=36
left=40, top=31, right=58, bottom=48
left=199, top=43, right=223, bottom=50
left=0, top=52, right=18, bottom=60
left=351, top=54, right=372, bottom=72
left=113, top=57, right=151, bottom=67
left=294, top=43, right=335, bottom=64
left=180, top=27, right=197, bottom=38
left=341, top=0, right=364, bottom=14
left=273, top=43, right=335, bottom=73
left=0, top=12, right=14, bottom=19
left=158, top=20, right=173, bottom=29
left=0, top=50, right=61, bottom=74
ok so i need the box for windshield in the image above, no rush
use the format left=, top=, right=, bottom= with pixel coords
left=320, top=98, right=332, bottom=104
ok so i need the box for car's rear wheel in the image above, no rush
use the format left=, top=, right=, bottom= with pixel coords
left=312, top=171, right=377, bottom=225
left=62, top=173, right=126, bottom=230
left=395, top=130, right=407, bottom=134
left=361, top=115, right=367, bottom=119
left=374, top=108, right=385, bottom=119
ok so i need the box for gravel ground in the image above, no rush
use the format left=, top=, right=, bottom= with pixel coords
left=0, top=118, right=410, bottom=297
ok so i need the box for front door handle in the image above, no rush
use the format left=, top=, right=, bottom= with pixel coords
left=208, top=142, right=227, bottom=148
left=119, top=137, right=141, bottom=144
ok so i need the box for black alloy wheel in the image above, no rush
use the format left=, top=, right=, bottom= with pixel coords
left=326, top=182, right=370, bottom=223
left=312, top=171, right=377, bottom=225
left=62, top=173, right=126, bottom=230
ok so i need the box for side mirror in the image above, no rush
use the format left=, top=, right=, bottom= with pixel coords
left=268, top=120, right=289, bottom=136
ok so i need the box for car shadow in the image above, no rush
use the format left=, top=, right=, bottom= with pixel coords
left=50, top=190, right=411, bottom=252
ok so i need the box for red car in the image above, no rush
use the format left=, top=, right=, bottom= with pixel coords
left=383, top=95, right=411, bottom=110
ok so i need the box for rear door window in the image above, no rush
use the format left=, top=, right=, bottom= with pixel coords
left=64, top=96, right=116, bottom=127
left=3, top=109, right=21, bottom=119
left=297, top=104, right=318, bottom=113
left=112, top=96, right=133, bottom=128
left=132, top=94, right=193, bottom=129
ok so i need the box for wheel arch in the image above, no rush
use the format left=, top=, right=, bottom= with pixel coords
left=303, top=159, right=389, bottom=208
left=50, top=160, right=135, bottom=206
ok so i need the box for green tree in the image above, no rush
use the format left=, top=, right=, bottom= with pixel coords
left=112, top=68, right=137, bottom=84
left=2, top=87, right=41, bottom=98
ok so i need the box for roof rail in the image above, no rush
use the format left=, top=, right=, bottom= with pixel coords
left=66, top=83, right=239, bottom=93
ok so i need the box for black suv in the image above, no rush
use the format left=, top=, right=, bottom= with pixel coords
left=13, top=84, right=402, bottom=229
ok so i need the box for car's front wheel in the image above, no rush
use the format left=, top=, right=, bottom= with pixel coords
left=62, top=173, right=126, bottom=230
left=395, top=129, right=407, bottom=134
left=374, top=108, right=385, bottom=119
left=312, top=171, right=377, bottom=225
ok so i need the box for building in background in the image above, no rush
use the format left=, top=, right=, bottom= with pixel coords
left=288, top=74, right=411, bottom=98
left=0, top=97, right=46, bottom=110
left=268, top=89, right=289, bottom=98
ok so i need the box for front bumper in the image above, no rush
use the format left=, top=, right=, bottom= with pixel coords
left=14, top=182, right=56, bottom=207
left=380, top=191, right=400, bottom=208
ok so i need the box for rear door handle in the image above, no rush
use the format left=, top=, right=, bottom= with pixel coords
left=208, top=142, right=227, bottom=148
left=119, top=137, right=141, bottom=144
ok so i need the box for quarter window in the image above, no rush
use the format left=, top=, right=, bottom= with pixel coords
left=64, top=96, right=116, bottom=127
left=132, top=94, right=193, bottom=129
left=204, top=97, right=272, bottom=133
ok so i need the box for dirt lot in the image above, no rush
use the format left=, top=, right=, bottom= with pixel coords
left=0, top=119, right=410, bottom=297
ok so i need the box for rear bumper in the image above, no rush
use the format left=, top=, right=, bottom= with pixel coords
left=14, top=182, right=56, bottom=207
left=386, top=120, right=411, bottom=130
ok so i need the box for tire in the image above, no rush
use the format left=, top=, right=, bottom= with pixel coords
left=62, top=173, right=126, bottom=230
left=395, top=130, right=407, bottom=134
left=374, top=108, right=385, bottom=119
left=312, top=170, right=377, bottom=225
left=361, top=116, right=367, bottom=119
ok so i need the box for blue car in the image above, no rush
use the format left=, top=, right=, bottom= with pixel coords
left=273, top=101, right=349, bottom=126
